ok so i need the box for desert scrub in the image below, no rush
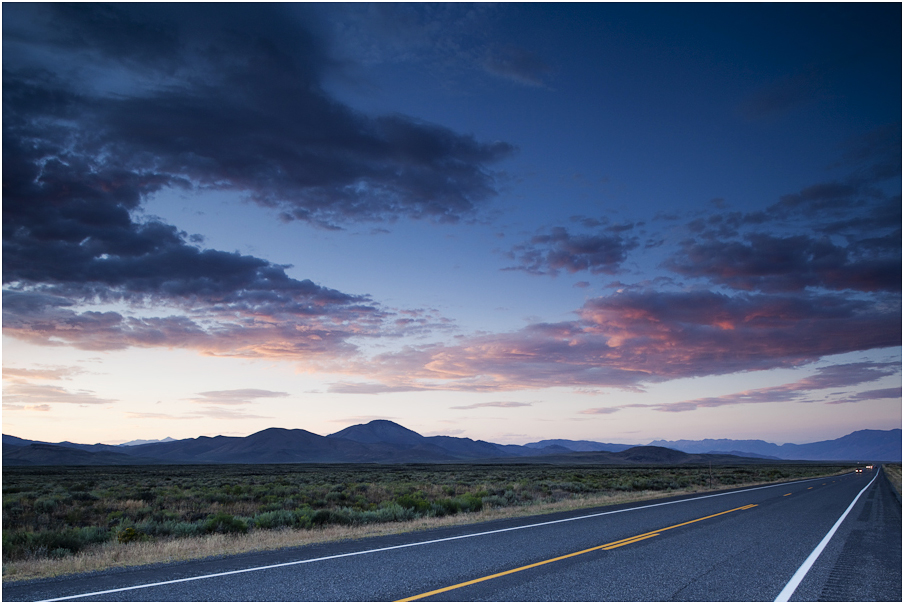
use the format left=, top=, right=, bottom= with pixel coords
left=2, top=462, right=850, bottom=566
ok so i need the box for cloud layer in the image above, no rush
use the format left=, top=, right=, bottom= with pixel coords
left=337, top=289, right=899, bottom=393
left=3, top=4, right=516, bottom=364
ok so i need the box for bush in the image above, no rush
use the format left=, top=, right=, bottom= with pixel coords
left=431, top=498, right=460, bottom=517
left=202, top=513, right=248, bottom=534
left=117, top=527, right=146, bottom=543
left=395, top=493, right=431, bottom=514
left=172, top=521, right=204, bottom=538
left=456, top=494, right=484, bottom=512
left=253, top=510, right=298, bottom=530
left=311, top=508, right=352, bottom=526
left=368, top=502, right=415, bottom=523
left=482, top=495, right=509, bottom=508
left=2, top=526, right=113, bottom=560
left=34, top=497, right=59, bottom=514
left=429, top=495, right=483, bottom=517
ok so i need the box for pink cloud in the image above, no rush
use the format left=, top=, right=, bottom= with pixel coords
left=338, top=290, right=899, bottom=393
left=578, top=362, right=900, bottom=415
left=825, top=387, right=902, bottom=404
left=2, top=365, right=85, bottom=383
left=2, top=383, right=117, bottom=406
left=3, top=291, right=376, bottom=362
left=188, top=389, right=289, bottom=405
left=449, top=401, right=532, bottom=409
left=578, top=407, right=622, bottom=415
left=4, top=287, right=899, bottom=397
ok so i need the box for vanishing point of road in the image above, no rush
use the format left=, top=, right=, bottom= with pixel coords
left=4, top=468, right=900, bottom=601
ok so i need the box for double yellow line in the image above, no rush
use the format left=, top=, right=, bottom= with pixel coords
left=397, top=503, right=758, bottom=602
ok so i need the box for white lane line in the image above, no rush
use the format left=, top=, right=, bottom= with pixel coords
left=774, top=473, right=877, bottom=602
left=41, top=475, right=835, bottom=602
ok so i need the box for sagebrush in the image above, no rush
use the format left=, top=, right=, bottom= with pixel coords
left=3, top=462, right=849, bottom=563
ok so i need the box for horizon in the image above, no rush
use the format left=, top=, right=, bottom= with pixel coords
left=7, top=419, right=900, bottom=450
left=3, top=4, right=901, bottom=447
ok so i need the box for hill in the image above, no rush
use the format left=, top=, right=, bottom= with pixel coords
left=2, top=443, right=161, bottom=466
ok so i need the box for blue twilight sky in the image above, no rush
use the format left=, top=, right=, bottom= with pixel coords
left=3, top=3, right=901, bottom=446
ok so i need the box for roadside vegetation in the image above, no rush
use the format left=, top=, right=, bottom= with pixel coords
left=3, top=462, right=850, bottom=581
left=884, top=464, right=901, bottom=498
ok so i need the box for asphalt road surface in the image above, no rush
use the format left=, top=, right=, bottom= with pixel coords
left=4, top=468, right=900, bottom=602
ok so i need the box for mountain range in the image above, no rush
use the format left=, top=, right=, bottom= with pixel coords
left=2, top=421, right=900, bottom=466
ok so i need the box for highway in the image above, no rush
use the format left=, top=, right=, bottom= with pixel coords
left=4, top=468, right=900, bottom=601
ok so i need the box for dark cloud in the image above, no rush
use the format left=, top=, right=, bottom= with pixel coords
left=666, top=233, right=901, bottom=293
left=792, top=362, right=901, bottom=390
left=826, top=387, right=902, bottom=404
left=504, top=226, right=639, bottom=276
left=4, top=4, right=513, bottom=229
left=4, top=4, right=511, bottom=361
left=667, top=127, right=901, bottom=294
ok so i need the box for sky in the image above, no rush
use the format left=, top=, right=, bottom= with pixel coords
left=2, top=3, right=901, bottom=447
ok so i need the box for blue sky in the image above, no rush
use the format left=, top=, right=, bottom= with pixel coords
left=3, top=3, right=900, bottom=446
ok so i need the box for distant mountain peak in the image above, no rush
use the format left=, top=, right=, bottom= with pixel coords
left=328, top=420, right=425, bottom=445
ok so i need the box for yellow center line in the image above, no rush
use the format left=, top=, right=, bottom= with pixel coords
left=784, top=493, right=792, bottom=496
left=396, top=504, right=758, bottom=602
left=602, top=533, right=659, bottom=550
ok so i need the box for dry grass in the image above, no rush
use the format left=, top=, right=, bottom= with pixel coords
left=884, top=464, right=902, bottom=499
left=2, top=477, right=821, bottom=583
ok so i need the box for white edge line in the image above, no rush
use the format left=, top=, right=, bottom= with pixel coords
left=773, top=473, right=877, bottom=602
left=40, top=474, right=837, bottom=602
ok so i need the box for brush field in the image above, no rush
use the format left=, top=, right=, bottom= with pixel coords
left=3, top=462, right=849, bottom=578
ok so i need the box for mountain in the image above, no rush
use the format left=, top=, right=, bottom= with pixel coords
left=327, top=419, right=520, bottom=459
left=650, top=429, right=902, bottom=461
left=524, top=439, right=638, bottom=453
left=3, top=424, right=899, bottom=465
left=778, top=429, right=902, bottom=461
left=2, top=435, right=43, bottom=447
left=118, top=437, right=176, bottom=447
left=648, top=438, right=784, bottom=457
left=329, top=420, right=425, bottom=446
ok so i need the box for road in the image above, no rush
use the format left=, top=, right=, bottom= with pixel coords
left=4, top=468, right=900, bottom=602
